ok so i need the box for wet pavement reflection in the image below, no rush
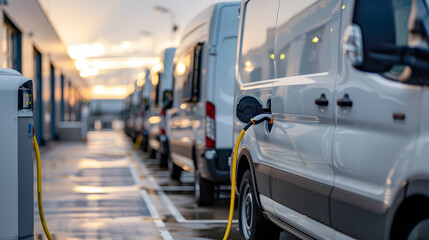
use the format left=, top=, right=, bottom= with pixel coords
left=35, top=131, right=241, bottom=240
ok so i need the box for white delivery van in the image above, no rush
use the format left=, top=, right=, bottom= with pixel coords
left=125, top=82, right=140, bottom=141
left=168, top=2, right=240, bottom=206
left=233, top=0, right=429, bottom=239
left=146, top=48, right=175, bottom=166
left=136, top=69, right=151, bottom=152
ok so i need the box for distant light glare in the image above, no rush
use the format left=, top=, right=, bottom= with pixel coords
left=80, top=68, right=98, bottom=78
left=280, top=54, right=286, bottom=60
left=93, top=85, right=104, bottom=94
left=136, top=78, right=144, bottom=88
left=91, top=85, right=128, bottom=99
left=74, top=58, right=91, bottom=71
left=68, top=43, right=105, bottom=59
left=137, top=72, right=146, bottom=87
left=176, top=62, right=186, bottom=75
left=92, top=57, right=158, bottom=70
left=152, top=63, right=163, bottom=73
left=128, top=85, right=135, bottom=95
left=151, top=74, right=159, bottom=86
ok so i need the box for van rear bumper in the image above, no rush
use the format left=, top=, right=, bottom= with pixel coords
left=197, top=147, right=232, bottom=184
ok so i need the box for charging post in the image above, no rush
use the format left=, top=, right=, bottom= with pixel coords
left=0, top=69, right=34, bottom=239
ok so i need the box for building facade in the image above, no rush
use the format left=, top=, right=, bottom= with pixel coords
left=1, top=0, right=88, bottom=144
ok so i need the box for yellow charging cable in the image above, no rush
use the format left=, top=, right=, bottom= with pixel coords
left=133, top=134, right=143, bottom=151
left=33, top=136, right=53, bottom=240
left=223, top=114, right=272, bottom=240
left=223, top=129, right=246, bottom=240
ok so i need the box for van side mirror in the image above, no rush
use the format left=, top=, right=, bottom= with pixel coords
left=236, top=96, right=269, bottom=124
left=345, top=0, right=396, bottom=72
left=345, top=0, right=429, bottom=84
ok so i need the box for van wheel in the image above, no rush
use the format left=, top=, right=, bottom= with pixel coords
left=239, top=170, right=280, bottom=240
left=157, top=151, right=168, bottom=168
left=149, top=147, right=156, bottom=159
left=406, top=218, right=429, bottom=239
left=141, top=137, right=148, bottom=152
left=195, top=171, right=214, bottom=206
left=168, top=159, right=182, bottom=180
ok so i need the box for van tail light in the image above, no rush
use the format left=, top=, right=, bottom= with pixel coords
left=205, top=101, right=216, bottom=148
left=161, top=107, right=167, bottom=135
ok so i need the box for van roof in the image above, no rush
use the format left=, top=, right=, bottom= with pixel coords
left=180, top=2, right=240, bottom=46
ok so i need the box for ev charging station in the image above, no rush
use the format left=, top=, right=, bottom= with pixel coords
left=0, top=69, right=34, bottom=239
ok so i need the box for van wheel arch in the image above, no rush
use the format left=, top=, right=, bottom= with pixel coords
left=390, top=179, right=429, bottom=239
left=390, top=194, right=429, bottom=239
left=237, top=148, right=262, bottom=209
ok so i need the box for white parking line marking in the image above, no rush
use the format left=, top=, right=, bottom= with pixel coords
left=140, top=188, right=174, bottom=240
left=130, top=158, right=174, bottom=240
left=140, top=190, right=161, bottom=219
left=129, top=164, right=142, bottom=186
left=160, top=230, right=174, bottom=240
left=133, top=152, right=239, bottom=224
left=158, top=191, right=186, bottom=222
left=159, top=186, right=195, bottom=191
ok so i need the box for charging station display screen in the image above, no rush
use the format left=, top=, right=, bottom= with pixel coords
left=22, top=91, right=31, bottom=109
left=18, top=89, right=32, bottom=110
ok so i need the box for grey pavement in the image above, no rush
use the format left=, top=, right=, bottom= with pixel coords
left=34, top=131, right=241, bottom=240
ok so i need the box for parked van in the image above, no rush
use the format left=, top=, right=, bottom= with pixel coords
left=136, top=69, right=151, bottom=152
left=124, top=82, right=140, bottom=141
left=146, top=48, right=175, bottom=166
left=168, top=2, right=240, bottom=205
left=233, top=0, right=429, bottom=239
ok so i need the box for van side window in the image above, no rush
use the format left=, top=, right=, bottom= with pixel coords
left=275, top=0, right=335, bottom=78
left=182, top=43, right=203, bottom=102
left=385, top=0, right=412, bottom=78
left=240, top=0, right=279, bottom=83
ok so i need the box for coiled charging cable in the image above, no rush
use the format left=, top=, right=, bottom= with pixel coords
left=223, top=113, right=273, bottom=240
left=33, top=135, right=53, bottom=240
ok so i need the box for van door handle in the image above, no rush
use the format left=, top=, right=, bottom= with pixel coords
left=314, top=94, right=329, bottom=106
left=337, top=94, right=353, bottom=107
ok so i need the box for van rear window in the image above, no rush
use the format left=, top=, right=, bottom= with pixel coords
left=182, top=43, right=203, bottom=102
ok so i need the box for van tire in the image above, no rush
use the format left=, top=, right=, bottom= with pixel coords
left=168, top=159, right=182, bottom=180
left=239, top=171, right=280, bottom=240
left=141, top=137, right=148, bottom=152
left=391, top=196, right=429, bottom=239
left=405, top=218, right=429, bottom=239
left=157, top=151, right=168, bottom=168
left=149, top=148, right=156, bottom=159
left=195, top=171, right=214, bottom=206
